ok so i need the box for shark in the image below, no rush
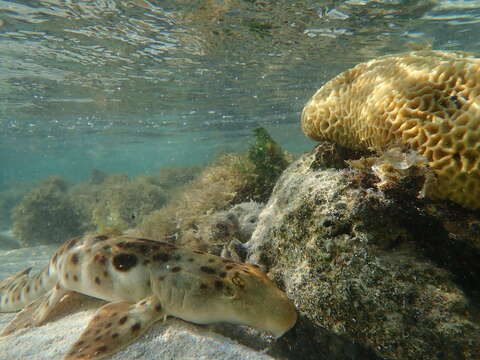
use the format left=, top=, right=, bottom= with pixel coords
left=0, top=234, right=297, bottom=359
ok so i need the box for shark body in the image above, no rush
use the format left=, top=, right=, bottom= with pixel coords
left=0, top=234, right=297, bottom=359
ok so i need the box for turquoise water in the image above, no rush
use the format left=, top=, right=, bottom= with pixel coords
left=0, top=0, right=479, bottom=187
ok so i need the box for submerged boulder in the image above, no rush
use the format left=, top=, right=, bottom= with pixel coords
left=247, top=145, right=480, bottom=360
left=12, top=178, right=85, bottom=247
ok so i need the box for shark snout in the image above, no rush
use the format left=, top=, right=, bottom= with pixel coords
left=257, top=287, right=297, bottom=338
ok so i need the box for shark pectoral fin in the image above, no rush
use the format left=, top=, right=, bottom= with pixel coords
left=64, top=296, right=165, bottom=360
left=32, top=283, right=72, bottom=325
left=0, top=283, right=70, bottom=336
left=0, top=267, right=32, bottom=292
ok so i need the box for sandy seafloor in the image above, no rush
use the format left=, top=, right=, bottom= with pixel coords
left=0, top=244, right=272, bottom=360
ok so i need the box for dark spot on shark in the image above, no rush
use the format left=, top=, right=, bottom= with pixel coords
left=93, top=235, right=109, bottom=242
left=214, top=280, right=224, bottom=290
left=95, top=345, right=108, bottom=353
left=200, top=266, right=215, bottom=275
left=113, top=253, right=138, bottom=271
left=94, top=254, right=107, bottom=265
left=131, top=323, right=141, bottom=333
left=70, top=253, right=79, bottom=265
left=153, top=253, right=170, bottom=263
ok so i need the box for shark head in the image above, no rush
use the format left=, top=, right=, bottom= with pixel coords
left=154, top=258, right=297, bottom=337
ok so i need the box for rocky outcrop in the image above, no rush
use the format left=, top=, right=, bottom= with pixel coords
left=247, top=145, right=480, bottom=360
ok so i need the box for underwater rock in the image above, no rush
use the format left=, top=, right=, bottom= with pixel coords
left=227, top=201, right=264, bottom=242
left=197, top=201, right=264, bottom=260
left=0, top=230, right=19, bottom=249
left=88, top=168, right=108, bottom=185
left=0, top=185, right=31, bottom=231
left=137, top=154, right=257, bottom=247
left=12, top=178, right=85, bottom=247
left=152, top=165, right=202, bottom=190
left=137, top=129, right=290, bottom=248
left=246, top=146, right=480, bottom=360
left=302, top=50, right=480, bottom=209
left=91, top=175, right=167, bottom=232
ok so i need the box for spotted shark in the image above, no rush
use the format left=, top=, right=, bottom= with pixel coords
left=0, top=234, right=297, bottom=359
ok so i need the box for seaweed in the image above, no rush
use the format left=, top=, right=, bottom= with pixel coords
left=12, top=177, right=85, bottom=247
left=91, top=175, right=167, bottom=233
left=246, top=127, right=290, bottom=202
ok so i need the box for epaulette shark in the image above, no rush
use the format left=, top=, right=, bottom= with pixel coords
left=0, top=234, right=297, bottom=359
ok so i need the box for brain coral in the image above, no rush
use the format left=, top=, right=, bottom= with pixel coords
left=301, top=50, right=480, bottom=209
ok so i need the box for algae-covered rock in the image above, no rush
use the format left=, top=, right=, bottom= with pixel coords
left=137, top=153, right=255, bottom=249
left=247, top=146, right=480, bottom=360
left=152, top=165, right=202, bottom=190
left=137, top=128, right=291, bottom=253
left=12, top=177, right=85, bottom=247
left=246, top=127, right=290, bottom=202
left=0, top=185, right=31, bottom=231
left=87, top=168, right=108, bottom=185
left=91, top=175, right=167, bottom=232
left=196, top=201, right=264, bottom=260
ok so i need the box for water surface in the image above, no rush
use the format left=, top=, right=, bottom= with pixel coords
left=0, top=0, right=479, bottom=187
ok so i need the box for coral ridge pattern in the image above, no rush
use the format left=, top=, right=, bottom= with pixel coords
left=301, top=50, right=480, bottom=208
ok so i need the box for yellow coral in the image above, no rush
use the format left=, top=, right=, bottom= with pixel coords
left=301, top=50, right=480, bottom=209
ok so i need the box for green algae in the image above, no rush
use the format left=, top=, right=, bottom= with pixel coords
left=246, top=127, right=290, bottom=202
left=12, top=177, right=85, bottom=247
